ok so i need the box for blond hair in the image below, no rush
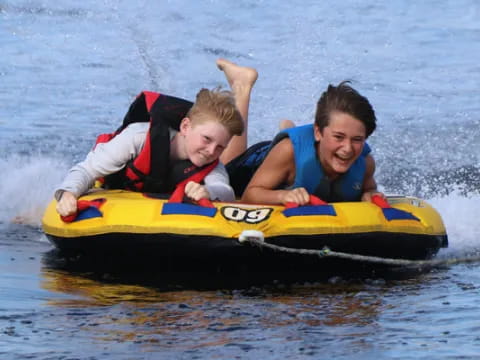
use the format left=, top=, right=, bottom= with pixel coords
left=187, top=88, right=244, bottom=136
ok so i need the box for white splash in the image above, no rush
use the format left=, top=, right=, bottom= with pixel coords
left=429, top=192, right=480, bottom=257
left=0, top=155, right=69, bottom=227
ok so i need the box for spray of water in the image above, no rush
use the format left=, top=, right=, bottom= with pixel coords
left=0, top=155, right=69, bottom=227
left=429, top=192, right=480, bottom=257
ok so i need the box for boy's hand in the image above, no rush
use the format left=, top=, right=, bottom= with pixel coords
left=361, top=190, right=385, bottom=203
left=185, top=181, right=211, bottom=201
left=280, top=187, right=310, bottom=205
left=56, top=191, right=78, bottom=216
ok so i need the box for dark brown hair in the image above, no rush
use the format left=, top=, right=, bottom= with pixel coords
left=315, top=81, right=376, bottom=137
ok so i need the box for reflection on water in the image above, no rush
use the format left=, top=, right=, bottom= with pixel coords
left=39, top=262, right=386, bottom=350
left=42, top=269, right=165, bottom=307
left=3, top=238, right=478, bottom=359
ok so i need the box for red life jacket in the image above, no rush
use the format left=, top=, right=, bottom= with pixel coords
left=96, top=91, right=218, bottom=193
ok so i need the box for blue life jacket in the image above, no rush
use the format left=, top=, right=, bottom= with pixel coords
left=282, top=124, right=370, bottom=202
left=227, top=124, right=371, bottom=201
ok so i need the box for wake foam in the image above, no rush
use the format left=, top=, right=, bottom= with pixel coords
left=0, top=155, right=70, bottom=227
left=429, top=192, right=480, bottom=258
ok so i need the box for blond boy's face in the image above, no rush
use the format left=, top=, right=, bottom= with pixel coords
left=180, top=116, right=232, bottom=167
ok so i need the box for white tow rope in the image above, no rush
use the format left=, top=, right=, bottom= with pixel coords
left=237, top=232, right=480, bottom=269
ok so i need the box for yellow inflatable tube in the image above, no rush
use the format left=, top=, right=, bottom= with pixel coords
left=42, top=190, right=447, bottom=264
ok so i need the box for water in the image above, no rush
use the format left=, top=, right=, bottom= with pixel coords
left=1, top=0, right=480, bottom=358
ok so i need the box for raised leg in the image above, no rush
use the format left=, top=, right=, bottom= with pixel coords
left=216, top=58, right=258, bottom=164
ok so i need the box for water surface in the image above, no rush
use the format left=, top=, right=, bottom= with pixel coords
left=1, top=0, right=480, bottom=359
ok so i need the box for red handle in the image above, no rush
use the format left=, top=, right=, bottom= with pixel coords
left=371, top=194, right=390, bottom=208
left=61, top=214, right=77, bottom=223
left=197, top=198, right=215, bottom=208
left=60, top=200, right=97, bottom=223
left=285, top=194, right=327, bottom=209
left=168, top=185, right=215, bottom=208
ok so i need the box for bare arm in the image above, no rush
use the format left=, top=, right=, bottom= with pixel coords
left=216, top=59, right=258, bottom=165
left=361, top=154, right=384, bottom=202
left=241, top=139, right=310, bottom=205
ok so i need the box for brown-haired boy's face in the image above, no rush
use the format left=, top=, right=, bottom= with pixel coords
left=314, top=111, right=366, bottom=178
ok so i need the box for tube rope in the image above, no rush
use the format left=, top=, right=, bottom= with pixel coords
left=241, top=237, right=480, bottom=268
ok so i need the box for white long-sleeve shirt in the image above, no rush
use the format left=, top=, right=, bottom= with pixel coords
left=55, top=122, right=235, bottom=201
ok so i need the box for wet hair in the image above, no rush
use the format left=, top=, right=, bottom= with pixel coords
left=315, top=81, right=376, bottom=137
left=187, top=88, right=244, bottom=136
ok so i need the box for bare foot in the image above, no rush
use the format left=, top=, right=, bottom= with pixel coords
left=216, top=58, right=258, bottom=91
left=216, top=58, right=258, bottom=165
left=279, top=119, right=295, bottom=130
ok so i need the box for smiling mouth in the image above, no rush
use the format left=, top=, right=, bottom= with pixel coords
left=198, top=153, right=210, bottom=161
left=335, top=154, right=352, bottom=162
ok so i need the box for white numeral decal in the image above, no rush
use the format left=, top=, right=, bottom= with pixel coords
left=221, top=206, right=273, bottom=224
